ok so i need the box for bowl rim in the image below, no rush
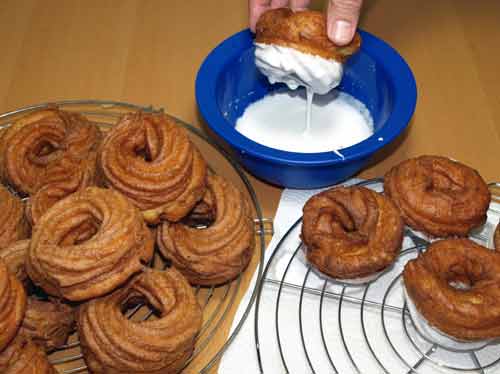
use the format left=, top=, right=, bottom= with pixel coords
left=196, top=29, right=417, bottom=166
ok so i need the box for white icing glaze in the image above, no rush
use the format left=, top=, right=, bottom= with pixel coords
left=255, top=43, right=343, bottom=95
left=235, top=88, right=373, bottom=154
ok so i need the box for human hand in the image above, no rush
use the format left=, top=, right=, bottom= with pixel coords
left=249, top=0, right=311, bottom=32
left=326, top=0, right=363, bottom=46
left=249, top=0, right=363, bottom=46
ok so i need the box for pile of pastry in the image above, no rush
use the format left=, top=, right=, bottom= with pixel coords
left=302, top=155, right=500, bottom=346
left=0, top=108, right=255, bottom=373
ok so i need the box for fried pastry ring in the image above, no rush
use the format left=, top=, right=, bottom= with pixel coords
left=0, top=240, right=30, bottom=285
left=78, top=268, right=202, bottom=374
left=0, top=107, right=100, bottom=195
left=301, top=186, right=404, bottom=279
left=0, top=259, right=26, bottom=352
left=0, top=335, right=56, bottom=373
left=26, top=187, right=154, bottom=301
left=157, top=174, right=255, bottom=285
left=255, top=8, right=361, bottom=62
left=494, top=223, right=500, bottom=251
left=19, top=297, right=74, bottom=352
left=384, top=156, right=490, bottom=238
left=98, top=111, right=207, bottom=224
left=404, top=239, right=500, bottom=340
left=0, top=185, right=28, bottom=248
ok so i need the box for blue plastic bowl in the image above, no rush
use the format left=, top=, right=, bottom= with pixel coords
left=196, top=29, right=417, bottom=189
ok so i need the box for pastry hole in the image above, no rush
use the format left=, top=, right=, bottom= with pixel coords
left=59, top=217, right=101, bottom=246
left=449, top=280, right=472, bottom=291
left=121, top=295, right=161, bottom=322
left=134, top=146, right=152, bottom=162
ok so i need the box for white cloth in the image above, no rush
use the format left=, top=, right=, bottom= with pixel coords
left=218, top=180, right=500, bottom=374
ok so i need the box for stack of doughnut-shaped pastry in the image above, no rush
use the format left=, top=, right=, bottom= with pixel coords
left=0, top=106, right=256, bottom=373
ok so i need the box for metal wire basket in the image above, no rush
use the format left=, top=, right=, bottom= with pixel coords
left=254, top=178, right=500, bottom=374
left=0, top=100, right=271, bottom=374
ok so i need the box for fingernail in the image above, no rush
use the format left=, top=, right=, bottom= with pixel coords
left=329, top=20, right=353, bottom=45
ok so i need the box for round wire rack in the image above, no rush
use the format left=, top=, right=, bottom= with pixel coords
left=254, top=178, right=500, bottom=374
left=0, top=100, right=271, bottom=374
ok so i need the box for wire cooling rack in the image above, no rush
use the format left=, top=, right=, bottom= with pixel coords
left=254, top=178, right=500, bottom=374
left=0, top=100, right=271, bottom=374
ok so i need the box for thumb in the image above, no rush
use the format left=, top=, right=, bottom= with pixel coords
left=327, top=0, right=363, bottom=46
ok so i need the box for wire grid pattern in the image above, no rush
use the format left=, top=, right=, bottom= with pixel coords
left=0, top=100, right=269, bottom=374
left=255, top=178, right=500, bottom=374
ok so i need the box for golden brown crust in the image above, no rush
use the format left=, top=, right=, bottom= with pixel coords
left=0, top=259, right=26, bottom=352
left=26, top=152, right=99, bottom=226
left=78, top=268, right=202, bottom=374
left=403, top=239, right=500, bottom=340
left=157, top=174, right=255, bottom=285
left=0, top=240, right=30, bottom=285
left=0, top=185, right=28, bottom=248
left=384, top=156, right=491, bottom=238
left=0, top=335, right=57, bottom=374
left=98, top=111, right=207, bottom=224
left=26, top=187, right=154, bottom=301
left=0, top=108, right=101, bottom=195
left=255, top=8, right=361, bottom=62
left=301, top=186, right=404, bottom=279
left=19, top=297, right=74, bottom=352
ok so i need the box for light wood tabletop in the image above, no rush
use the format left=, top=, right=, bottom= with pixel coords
left=1, top=0, right=499, bottom=373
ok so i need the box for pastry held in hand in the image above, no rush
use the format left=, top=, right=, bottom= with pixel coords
left=98, top=111, right=207, bottom=224
left=403, top=239, right=500, bottom=341
left=0, top=259, right=26, bottom=352
left=384, top=155, right=490, bottom=238
left=0, top=335, right=57, bottom=374
left=26, top=187, right=154, bottom=301
left=255, top=8, right=361, bottom=94
left=78, top=268, right=202, bottom=374
left=301, top=186, right=404, bottom=280
left=158, top=174, right=255, bottom=286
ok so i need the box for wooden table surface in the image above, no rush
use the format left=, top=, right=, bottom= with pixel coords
left=1, top=0, right=499, bottom=372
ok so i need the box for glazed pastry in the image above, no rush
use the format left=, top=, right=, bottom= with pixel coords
left=0, top=335, right=57, bottom=373
left=0, top=107, right=100, bottom=195
left=255, top=8, right=361, bottom=62
left=301, top=186, right=404, bottom=279
left=78, top=268, right=202, bottom=374
left=0, top=259, right=26, bottom=352
left=0, top=240, right=30, bottom=285
left=404, top=239, right=500, bottom=340
left=98, top=111, right=207, bottom=224
left=0, top=185, right=28, bottom=248
left=384, top=155, right=490, bottom=238
left=157, top=174, right=255, bottom=285
left=19, top=297, right=74, bottom=352
left=26, top=152, right=98, bottom=226
left=26, top=187, right=154, bottom=301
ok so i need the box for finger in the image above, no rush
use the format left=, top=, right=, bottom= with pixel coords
left=327, top=0, right=363, bottom=45
left=249, top=0, right=272, bottom=32
left=289, top=0, right=310, bottom=10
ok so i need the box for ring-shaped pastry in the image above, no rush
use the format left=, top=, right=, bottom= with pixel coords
left=157, top=174, right=255, bottom=285
left=26, top=187, right=154, bottom=301
left=78, top=268, right=202, bottom=374
left=384, top=155, right=490, bottom=237
left=404, top=239, right=500, bottom=340
left=98, top=111, right=207, bottom=224
left=301, top=186, right=404, bottom=279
